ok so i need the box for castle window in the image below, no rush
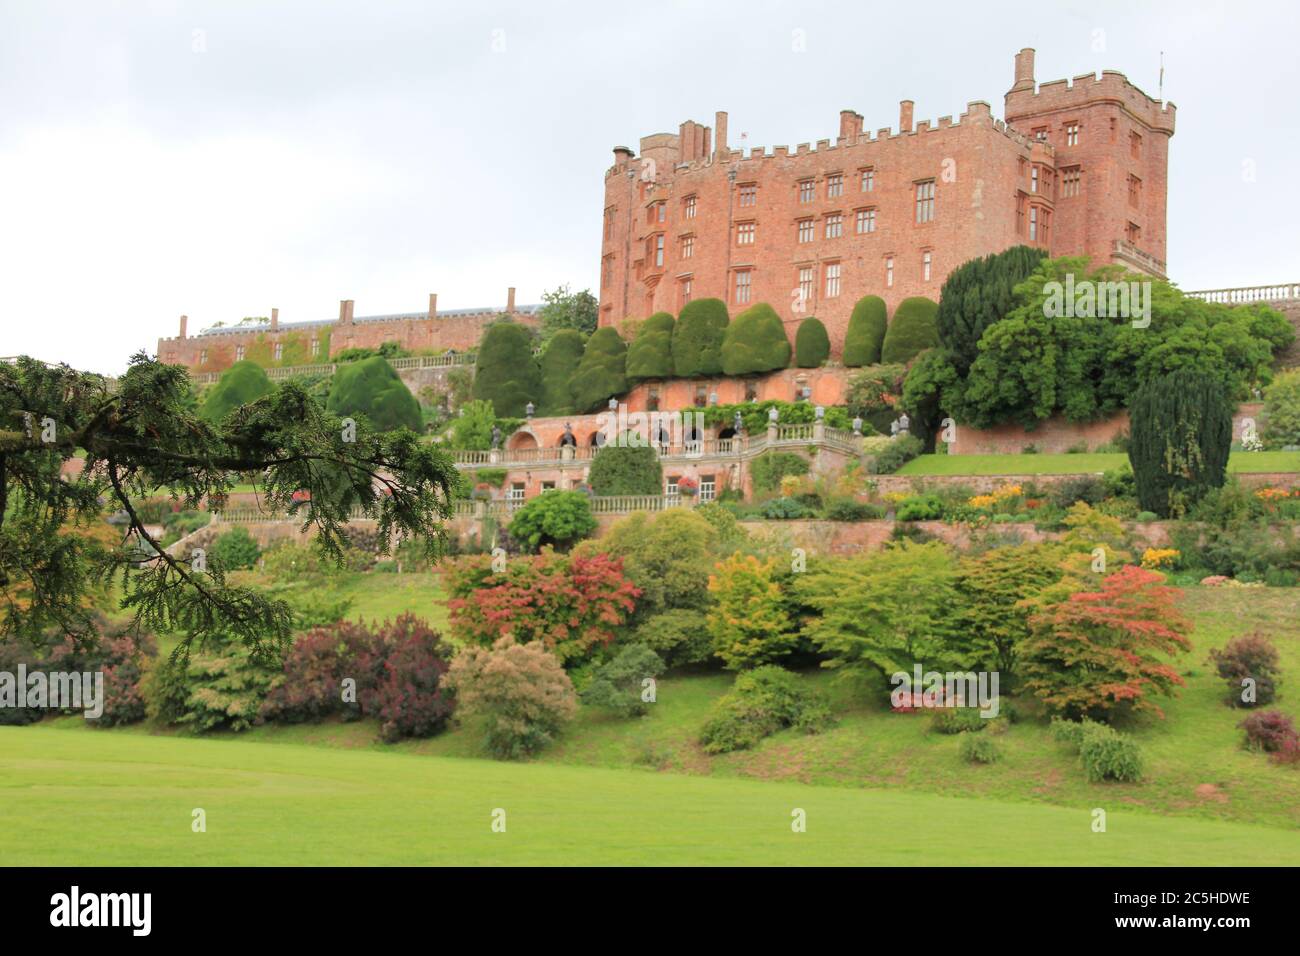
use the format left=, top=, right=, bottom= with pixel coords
left=647, top=386, right=660, bottom=412
left=922, top=251, right=932, bottom=282
left=1130, top=130, right=1142, bottom=159
left=1065, top=122, right=1079, bottom=146
left=684, top=195, right=697, bottom=219
left=1029, top=206, right=1038, bottom=241
left=657, top=202, right=666, bottom=223
left=824, top=262, right=841, bottom=298
left=700, top=475, right=716, bottom=503
left=798, top=179, right=815, bottom=203
left=915, top=180, right=935, bottom=223
left=681, top=235, right=694, bottom=259
left=655, top=234, right=664, bottom=267
left=1128, top=174, right=1141, bottom=207
left=737, top=221, right=756, bottom=245
left=665, top=477, right=680, bottom=502
left=738, top=183, right=757, bottom=206
left=1061, top=167, right=1081, bottom=197
left=824, top=213, right=843, bottom=239
left=235, top=345, right=246, bottom=361
left=744, top=381, right=758, bottom=402
left=1030, top=166, right=1039, bottom=193
left=1033, top=127, right=1048, bottom=143
left=797, top=218, right=814, bottom=243
left=798, top=266, right=815, bottom=306
left=1016, top=193, right=1026, bottom=233
left=200, top=349, right=208, bottom=365
left=274, top=342, right=283, bottom=361
left=508, top=483, right=525, bottom=512
left=826, top=173, right=843, bottom=198
left=680, top=277, right=692, bottom=307
left=310, top=338, right=320, bottom=357
left=1127, top=221, right=1141, bottom=244
left=1040, top=209, right=1051, bottom=245
left=603, top=254, right=614, bottom=285
left=885, top=256, right=894, bottom=288
left=694, top=385, right=708, bottom=407
left=734, top=270, right=752, bottom=305
left=860, top=167, right=875, bottom=192
left=604, top=206, right=615, bottom=240
left=856, top=208, right=877, bottom=234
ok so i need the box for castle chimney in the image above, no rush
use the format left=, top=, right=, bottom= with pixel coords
left=839, top=110, right=863, bottom=141
left=506, top=287, right=516, bottom=313
left=899, top=100, right=914, bottom=134
left=613, top=146, right=633, bottom=168
left=345, top=300, right=355, bottom=324
left=428, top=293, right=438, bottom=320
left=270, top=307, right=279, bottom=331
left=178, top=314, right=188, bottom=339
left=1012, top=48, right=1036, bottom=92
left=338, top=300, right=348, bottom=324
left=714, top=111, right=728, bottom=159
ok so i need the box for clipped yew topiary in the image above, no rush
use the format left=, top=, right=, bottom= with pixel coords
left=472, top=321, right=542, bottom=418
left=538, top=328, right=585, bottom=416
left=570, top=326, right=629, bottom=413
left=722, top=302, right=792, bottom=376
left=672, top=297, right=729, bottom=377
left=1128, top=368, right=1233, bottom=517
left=201, top=360, right=273, bottom=422
left=587, top=441, right=663, bottom=496
left=936, top=244, right=1046, bottom=373
left=326, top=355, right=423, bottom=432
left=881, top=296, right=940, bottom=365
left=843, top=295, right=888, bottom=366
left=625, top=311, right=676, bottom=381
left=794, top=317, right=831, bottom=367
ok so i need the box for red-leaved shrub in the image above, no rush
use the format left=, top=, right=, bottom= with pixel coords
left=1239, top=710, right=1300, bottom=761
left=1208, top=632, right=1281, bottom=707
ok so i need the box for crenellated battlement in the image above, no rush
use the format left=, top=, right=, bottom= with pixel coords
left=1005, top=56, right=1175, bottom=135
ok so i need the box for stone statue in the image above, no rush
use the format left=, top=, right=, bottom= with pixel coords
left=490, top=425, right=502, bottom=449
left=560, top=423, right=577, bottom=447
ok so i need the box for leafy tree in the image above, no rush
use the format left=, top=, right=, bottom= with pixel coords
left=537, top=284, right=599, bottom=342
left=507, top=490, right=597, bottom=552
left=587, top=441, right=662, bottom=496
left=900, top=349, right=961, bottom=450
left=0, top=354, right=456, bottom=659
left=1128, top=368, right=1233, bottom=517
left=201, top=360, right=273, bottom=422
left=953, top=544, right=1064, bottom=681
left=625, top=311, right=676, bottom=381
left=707, top=554, right=795, bottom=669
left=796, top=540, right=960, bottom=682
left=881, top=296, right=940, bottom=365
left=447, top=399, right=496, bottom=450
left=1262, top=368, right=1300, bottom=449
left=446, top=636, right=577, bottom=759
left=721, top=302, right=792, bottom=375
left=1021, top=565, right=1192, bottom=721
left=937, top=245, right=1046, bottom=374
left=794, top=317, right=831, bottom=367
left=580, top=644, right=665, bottom=717
left=570, top=326, right=629, bottom=413
left=633, top=608, right=714, bottom=668
left=538, top=329, right=586, bottom=416
left=579, top=509, right=717, bottom=619
left=473, top=321, right=542, bottom=418
left=843, top=296, right=888, bottom=366
left=445, top=550, right=640, bottom=667
left=325, top=355, right=423, bottom=433
left=672, top=298, right=729, bottom=377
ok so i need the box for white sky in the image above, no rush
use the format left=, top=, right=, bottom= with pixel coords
left=2, top=0, right=1297, bottom=374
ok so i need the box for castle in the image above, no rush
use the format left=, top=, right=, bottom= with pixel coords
left=598, top=48, right=1174, bottom=357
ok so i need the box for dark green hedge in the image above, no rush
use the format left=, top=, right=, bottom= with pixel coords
left=587, top=441, right=663, bottom=496
left=881, top=297, right=940, bottom=365
left=326, top=356, right=423, bottom=432
left=672, top=298, right=729, bottom=377
left=538, top=329, right=586, bottom=416
left=472, top=321, right=542, bottom=418
left=626, top=311, right=676, bottom=381
left=843, top=296, right=888, bottom=366
left=1129, top=369, right=1233, bottom=517
left=721, top=302, right=791, bottom=375
left=794, top=317, right=830, bottom=367
left=201, top=360, right=274, bottom=422
left=570, top=326, right=629, bottom=413
left=937, top=245, right=1046, bottom=373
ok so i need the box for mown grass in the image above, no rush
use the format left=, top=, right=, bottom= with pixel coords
left=897, top=451, right=1300, bottom=476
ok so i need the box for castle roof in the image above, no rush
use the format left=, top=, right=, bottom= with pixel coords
left=195, top=304, right=542, bottom=338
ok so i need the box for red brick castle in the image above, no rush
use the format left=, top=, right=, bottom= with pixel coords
left=598, top=48, right=1175, bottom=357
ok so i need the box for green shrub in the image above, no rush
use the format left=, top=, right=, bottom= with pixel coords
left=760, top=496, right=811, bottom=519
left=579, top=645, right=666, bottom=717
left=538, top=329, right=586, bottom=415
left=1262, top=368, right=1300, bottom=449
left=794, top=317, right=831, bottom=367
left=326, top=355, right=423, bottom=431
left=1049, top=717, right=1097, bottom=747
left=699, top=666, right=832, bottom=754
left=750, top=451, right=810, bottom=494
left=721, top=302, right=792, bottom=375
left=896, top=492, right=943, bottom=521
left=867, top=433, right=924, bottom=474
left=587, top=441, right=663, bottom=496
left=959, top=732, right=1002, bottom=764
left=570, top=326, right=629, bottom=413
left=507, top=490, right=597, bottom=552
left=625, top=311, right=675, bottom=381
left=929, top=706, right=986, bottom=735
left=1136, top=511, right=1159, bottom=522
left=143, top=638, right=277, bottom=733
left=672, top=298, right=729, bottom=376
left=825, top=499, right=882, bottom=521
left=843, top=296, right=888, bottom=366
left=1078, top=723, right=1144, bottom=782
left=633, top=609, right=714, bottom=668
left=881, top=296, right=940, bottom=365
left=201, top=360, right=273, bottom=422
left=210, top=526, right=260, bottom=571
left=473, top=321, right=542, bottom=418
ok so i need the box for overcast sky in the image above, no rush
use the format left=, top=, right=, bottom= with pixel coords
left=2, top=0, right=1296, bottom=374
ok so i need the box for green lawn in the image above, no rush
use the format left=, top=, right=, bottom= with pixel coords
left=897, top=450, right=1300, bottom=476
left=5, top=725, right=1299, bottom=866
